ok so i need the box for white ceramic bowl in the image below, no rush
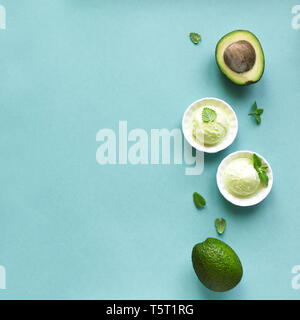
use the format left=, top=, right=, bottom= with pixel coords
left=217, top=150, right=273, bottom=207
left=182, top=97, right=238, bottom=153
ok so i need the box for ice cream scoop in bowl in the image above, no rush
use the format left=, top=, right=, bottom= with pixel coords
left=182, top=98, right=238, bottom=153
left=217, top=150, right=273, bottom=207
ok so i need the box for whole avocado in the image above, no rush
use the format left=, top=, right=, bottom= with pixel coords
left=192, top=238, right=243, bottom=292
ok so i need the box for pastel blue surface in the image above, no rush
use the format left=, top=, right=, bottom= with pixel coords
left=0, top=0, right=299, bottom=299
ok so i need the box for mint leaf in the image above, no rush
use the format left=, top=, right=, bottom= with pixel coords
left=253, top=153, right=262, bottom=169
left=253, top=154, right=269, bottom=187
left=202, top=108, right=217, bottom=122
left=249, top=101, right=264, bottom=124
left=215, top=218, right=226, bottom=235
left=258, top=171, right=269, bottom=187
left=190, top=32, right=201, bottom=44
left=193, top=192, right=206, bottom=209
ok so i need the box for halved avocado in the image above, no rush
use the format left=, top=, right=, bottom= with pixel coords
left=215, top=30, right=265, bottom=85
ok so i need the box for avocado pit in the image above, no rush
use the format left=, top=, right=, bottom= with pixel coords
left=224, top=40, right=256, bottom=73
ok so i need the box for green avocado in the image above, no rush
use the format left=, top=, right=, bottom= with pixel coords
left=192, top=238, right=243, bottom=292
left=215, top=30, right=265, bottom=85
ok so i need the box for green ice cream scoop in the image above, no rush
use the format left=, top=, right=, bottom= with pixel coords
left=192, top=109, right=228, bottom=146
left=223, top=157, right=260, bottom=197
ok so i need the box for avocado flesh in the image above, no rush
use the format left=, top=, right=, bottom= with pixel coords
left=216, top=30, right=265, bottom=85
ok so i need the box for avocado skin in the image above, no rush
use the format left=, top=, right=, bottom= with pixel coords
left=192, top=238, right=243, bottom=292
left=215, top=30, right=265, bottom=86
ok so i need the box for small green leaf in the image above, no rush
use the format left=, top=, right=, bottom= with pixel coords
left=253, top=154, right=269, bottom=187
left=215, top=218, right=226, bottom=235
left=258, top=171, right=269, bottom=187
left=193, top=192, right=206, bottom=209
left=253, top=154, right=261, bottom=169
left=260, top=165, right=268, bottom=171
left=255, top=115, right=261, bottom=124
left=202, top=108, right=217, bottom=122
left=189, top=32, right=201, bottom=44
left=248, top=101, right=264, bottom=124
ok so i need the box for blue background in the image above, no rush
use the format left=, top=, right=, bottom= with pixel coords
left=0, top=0, right=299, bottom=299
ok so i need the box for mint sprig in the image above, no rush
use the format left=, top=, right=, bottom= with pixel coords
left=202, top=108, right=217, bottom=122
left=189, top=32, right=201, bottom=44
left=249, top=101, right=264, bottom=124
left=215, top=218, right=226, bottom=235
left=253, top=154, right=269, bottom=187
left=193, top=192, right=206, bottom=209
